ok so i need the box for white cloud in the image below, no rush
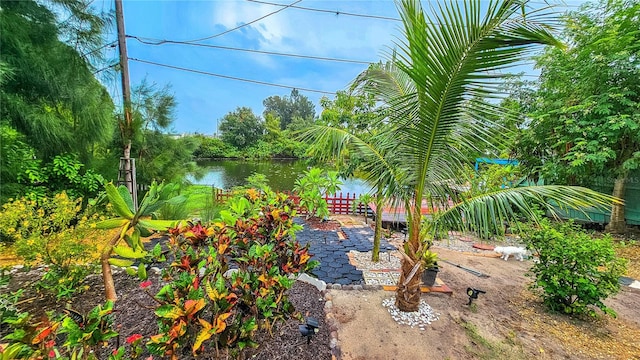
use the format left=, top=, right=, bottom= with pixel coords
left=209, top=1, right=397, bottom=60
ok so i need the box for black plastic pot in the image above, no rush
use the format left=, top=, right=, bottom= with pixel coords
left=421, top=266, right=440, bottom=286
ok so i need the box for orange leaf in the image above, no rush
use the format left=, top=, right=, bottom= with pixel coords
left=184, top=299, right=206, bottom=317
left=168, top=320, right=186, bottom=339
left=31, top=322, right=59, bottom=345
left=149, top=334, right=165, bottom=344
left=218, top=243, right=228, bottom=254
left=214, top=313, right=231, bottom=334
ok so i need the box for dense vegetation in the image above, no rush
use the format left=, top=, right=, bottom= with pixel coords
left=0, top=3, right=636, bottom=359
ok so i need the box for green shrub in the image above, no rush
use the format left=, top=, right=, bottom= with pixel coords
left=147, top=190, right=317, bottom=358
left=1, top=193, right=98, bottom=299
left=293, top=167, right=343, bottom=219
left=0, top=192, right=81, bottom=243
left=152, top=182, right=190, bottom=220
left=522, top=219, right=627, bottom=317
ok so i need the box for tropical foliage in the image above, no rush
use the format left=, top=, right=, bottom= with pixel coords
left=293, top=168, right=343, bottom=219
left=147, top=190, right=316, bottom=358
left=522, top=219, right=626, bottom=317
left=96, top=182, right=181, bottom=301
left=515, top=0, right=640, bottom=232
left=304, top=0, right=616, bottom=312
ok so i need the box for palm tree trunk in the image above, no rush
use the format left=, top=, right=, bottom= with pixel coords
left=372, top=191, right=383, bottom=262
left=605, top=172, right=627, bottom=234
left=395, top=205, right=422, bottom=311
left=395, top=256, right=421, bottom=312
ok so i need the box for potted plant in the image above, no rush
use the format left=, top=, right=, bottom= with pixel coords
left=420, top=249, right=439, bottom=287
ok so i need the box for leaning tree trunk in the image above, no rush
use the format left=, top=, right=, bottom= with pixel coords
left=101, top=230, right=122, bottom=302
left=395, top=207, right=422, bottom=312
left=605, top=172, right=627, bottom=234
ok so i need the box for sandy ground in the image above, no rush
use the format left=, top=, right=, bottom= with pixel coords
left=330, top=246, right=640, bottom=360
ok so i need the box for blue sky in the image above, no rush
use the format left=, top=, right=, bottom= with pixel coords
left=98, top=0, right=585, bottom=134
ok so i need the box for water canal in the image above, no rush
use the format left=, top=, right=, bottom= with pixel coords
left=188, top=159, right=370, bottom=196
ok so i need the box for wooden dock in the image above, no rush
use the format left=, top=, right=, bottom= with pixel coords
left=368, top=199, right=455, bottom=226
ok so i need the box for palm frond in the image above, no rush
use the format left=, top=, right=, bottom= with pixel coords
left=436, top=185, right=620, bottom=236
left=391, top=0, right=561, bottom=198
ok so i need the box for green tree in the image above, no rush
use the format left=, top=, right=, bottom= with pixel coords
left=263, top=89, right=316, bottom=130
left=305, top=0, right=616, bottom=312
left=135, top=132, right=199, bottom=185
left=219, top=107, right=264, bottom=149
left=108, top=80, right=182, bottom=189
left=0, top=0, right=115, bottom=203
left=319, top=91, right=377, bottom=134
left=517, top=0, right=640, bottom=233
left=264, top=112, right=282, bottom=142
left=192, top=134, right=240, bottom=158
left=0, top=0, right=114, bottom=162
left=132, top=79, right=176, bottom=132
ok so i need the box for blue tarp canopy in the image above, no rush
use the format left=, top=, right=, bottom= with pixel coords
left=474, top=158, right=519, bottom=171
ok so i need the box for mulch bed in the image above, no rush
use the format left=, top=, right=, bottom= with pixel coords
left=1, top=268, right=330, bottom=359
left=304, top=217, right=341, bottom=232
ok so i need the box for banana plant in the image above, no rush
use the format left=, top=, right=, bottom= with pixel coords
left=96, top=181, right=181, bottom=301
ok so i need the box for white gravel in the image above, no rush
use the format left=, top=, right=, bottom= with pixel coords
left=350, top=250, right=401, bottom=270
left=382, top=297, right=440, bottom=329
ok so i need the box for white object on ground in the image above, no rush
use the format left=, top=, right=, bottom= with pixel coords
left=297, top=273, right=327, bottom=292
left=493, top=246, right=527, bottom=261
left=382, top=297, right=440, bottom=328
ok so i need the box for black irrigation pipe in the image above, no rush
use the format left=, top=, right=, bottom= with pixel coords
left=439, top=259, right=490, bottom=278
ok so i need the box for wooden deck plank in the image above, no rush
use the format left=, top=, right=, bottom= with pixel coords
left=382, top=278, right=454, bottom=295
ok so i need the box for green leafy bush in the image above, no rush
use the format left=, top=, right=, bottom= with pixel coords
left=522, top=219, right=627, bottom=317
left=1, top=300, right=120, bottom=360
left=59, top=301, right=119, bottom=358
left=293, top=167, right=343, bottom=219
left=0, top=193, right=98, bottom=299
left=147, top=190, right=317, bottom=358
left=1, top=151, right=105, bottom=204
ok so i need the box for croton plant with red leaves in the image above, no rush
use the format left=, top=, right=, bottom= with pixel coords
left=147, top=190, right=318, bottom=359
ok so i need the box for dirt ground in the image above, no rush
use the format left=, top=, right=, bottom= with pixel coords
left=330, top=246, right=640, bottom=360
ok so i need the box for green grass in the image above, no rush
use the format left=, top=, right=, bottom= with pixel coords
left=461, top=320, right=525, bottom=360
left=181, top=185, right=222, bottom=223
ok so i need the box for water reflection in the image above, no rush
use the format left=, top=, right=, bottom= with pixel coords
left=188, top=159, right=370, bottom=196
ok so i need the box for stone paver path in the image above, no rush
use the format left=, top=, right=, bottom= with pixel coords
left=295, top=218, right=396, bottom=285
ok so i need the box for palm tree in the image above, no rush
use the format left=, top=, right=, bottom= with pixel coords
left=306, top=0, right=617, bottom=312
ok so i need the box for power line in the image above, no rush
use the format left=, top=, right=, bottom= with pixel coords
left=247, top=0, right=579, bottom=22
left=127, top=35, right=372, bottom=65
left=529, top=1, right=580, bottom=8
left=130, top=0, right=572, bottom=49
left=92, top=62, right=117, bottom=75
left=128, top=57, right=336, bottom=95
left=82, top=40, right=117, bottom=57
left=247, top=0, right=402, bottom=22
left=144, top=0, right=302, bottom=45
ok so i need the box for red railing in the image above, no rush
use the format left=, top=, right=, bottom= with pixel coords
left=213, top=189, right=367, bottom=215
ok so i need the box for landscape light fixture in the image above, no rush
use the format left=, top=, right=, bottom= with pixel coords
left=298, top=317, right=320, bottom=344
left=466, top=287, right=486, bottom=306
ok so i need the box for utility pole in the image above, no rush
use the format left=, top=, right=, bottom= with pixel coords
left=115, top=0, right=137, bottom=209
